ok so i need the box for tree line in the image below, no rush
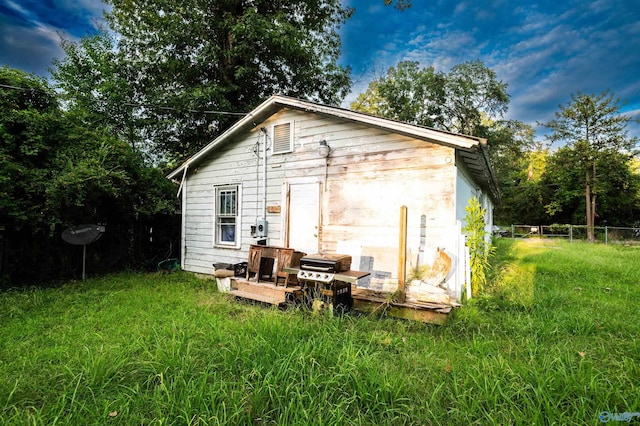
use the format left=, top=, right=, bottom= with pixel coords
left=1, top=67, right=177, bottom=229
left=496, top=92, right=639, bottom=236
left=1, top=67, right=181, bottom=286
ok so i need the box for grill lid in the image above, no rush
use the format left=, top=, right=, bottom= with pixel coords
left=300, top=253, right=352, bottom=272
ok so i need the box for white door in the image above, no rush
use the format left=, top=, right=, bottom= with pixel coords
left=288, top=182, right=320, bottom=255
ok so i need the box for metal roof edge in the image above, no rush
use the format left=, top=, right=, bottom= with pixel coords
left=166, top=96, right=282, bottom=179
left=275, top=95, right=482, bottom=149
left=167, top=94, right=485, bottom=179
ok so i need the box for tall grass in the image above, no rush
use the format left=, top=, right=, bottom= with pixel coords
left=1, top=239, right=639, bottom=424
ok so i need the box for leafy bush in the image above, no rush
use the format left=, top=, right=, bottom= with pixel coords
left=462, top=197, right=494, bottom=297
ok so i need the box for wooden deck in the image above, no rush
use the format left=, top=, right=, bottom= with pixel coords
left=225, top=278, right=454, bottom=325
left=351, top=288, right=453, bottom=325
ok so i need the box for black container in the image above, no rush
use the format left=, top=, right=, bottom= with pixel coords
left=233, top=262, right=248, bottom=277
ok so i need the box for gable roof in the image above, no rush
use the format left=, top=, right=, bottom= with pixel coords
left=167, top=95, right=500, bottom=202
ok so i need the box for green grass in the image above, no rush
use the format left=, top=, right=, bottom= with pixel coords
left=1, top=239, right=639, bottom=425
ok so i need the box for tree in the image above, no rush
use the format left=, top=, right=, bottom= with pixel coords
left=349, top=80, right=385, bottom=117
left=0, top=67, right=62, bottom=226
left=350, top=59, right=509, bottom=137
left=542, top=91, right=639, bottom=241
left=53, top=0, right=354, bottom=164
left=481, top=119, right=535, bottom=181
left=540, top=145, right=640, bottom=226
left=384, top=0, right=412, bottom=10
left=45, top=108, right=178, bottom=226
left=1, top=67, right=176, bottom=228
left=52, top=32, right=143, bottom=152
left=442, top=60, right=509, bottom=135
left=485, top=121, right=546, bottom=224
left=350, top=61, right=446, bottom=127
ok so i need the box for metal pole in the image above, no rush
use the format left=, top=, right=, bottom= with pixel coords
left=262, top=129, right=267, bottom=221
left=605, top=226, right=608, bottom=245
left=465, top=246, right=471, bottom=300
left=82, top=244, right=86, bottom=281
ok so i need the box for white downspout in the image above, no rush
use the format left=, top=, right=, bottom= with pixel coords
left=179, top=165, right=188, bottom=269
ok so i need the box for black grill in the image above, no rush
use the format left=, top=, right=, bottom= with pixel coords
left=299, top=253, right=352, bottom=273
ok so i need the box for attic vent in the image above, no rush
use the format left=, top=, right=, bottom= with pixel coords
left=272, top=123, right=292, bottom=154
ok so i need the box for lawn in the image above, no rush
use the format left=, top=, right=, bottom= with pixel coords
left=1, top=239, right=639, bottom=425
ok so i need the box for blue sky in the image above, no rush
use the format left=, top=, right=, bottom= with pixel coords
left=2, top=0, right=639, bottom=140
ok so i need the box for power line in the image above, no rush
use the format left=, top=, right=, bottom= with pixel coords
left=0, top=83, right=51, bottom=94
left=122, top=102, right=247, bottom=116
left=0, top=83, right=247, bottom=117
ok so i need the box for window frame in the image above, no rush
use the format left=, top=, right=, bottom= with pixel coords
left=213, top=184, right=241, bottom=248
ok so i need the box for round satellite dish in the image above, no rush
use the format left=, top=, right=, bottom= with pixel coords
left=62, top=224, right=105, bottom=246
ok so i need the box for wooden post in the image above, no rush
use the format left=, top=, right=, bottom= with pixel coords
left=398, top=206, right=407, bottom=303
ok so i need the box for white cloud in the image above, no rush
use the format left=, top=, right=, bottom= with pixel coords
left=0, top=22, right=64, bottom=74
left=4, top=0, right=29, bottom=17
left=453, top=2, right=469, bottom=15
left=0, top=0, right=109, bottom=76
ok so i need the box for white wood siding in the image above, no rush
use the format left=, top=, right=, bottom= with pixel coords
left=181, top=108, right=464, bottom=298
left=455, top=159, right=494, bottom=233
left=455, top=162, right=477, bottom=224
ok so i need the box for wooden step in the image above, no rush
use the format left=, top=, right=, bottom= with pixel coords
left=351, top=287, right=452, bottom=325
left=229, top=289, right=285, bottom=306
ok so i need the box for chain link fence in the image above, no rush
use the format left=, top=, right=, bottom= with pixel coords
left=493, top=225, right=640, bottom=244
